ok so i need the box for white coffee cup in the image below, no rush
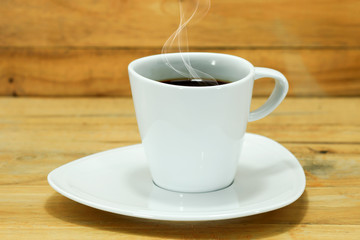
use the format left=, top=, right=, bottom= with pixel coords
left=128, top=52, right=288, bottom=193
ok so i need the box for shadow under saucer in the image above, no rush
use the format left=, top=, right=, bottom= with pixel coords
left=45, top=190, right=308, bottom=239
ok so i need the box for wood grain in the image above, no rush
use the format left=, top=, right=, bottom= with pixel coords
left=0, top=0, right=359, bottom=97
left=1, top=97, right=360, bottom=239
left=0, top=0, right=359, bottom=47
left=1, top=48, right=359, bottom=97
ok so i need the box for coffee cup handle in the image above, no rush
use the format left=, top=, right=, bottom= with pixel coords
left=248, top=67, right=289, bottom=122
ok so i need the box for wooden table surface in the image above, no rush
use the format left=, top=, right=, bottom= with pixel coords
left=0, top=97, right=359, bottom=239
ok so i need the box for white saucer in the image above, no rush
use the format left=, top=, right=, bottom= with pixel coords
left=48, top=133, right=305, bottom=221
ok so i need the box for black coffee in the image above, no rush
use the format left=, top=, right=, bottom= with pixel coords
left=159, top=78, right=231, bottom=87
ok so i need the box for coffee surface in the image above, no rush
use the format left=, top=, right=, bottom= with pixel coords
left=159, top=78, right=231, bottom=87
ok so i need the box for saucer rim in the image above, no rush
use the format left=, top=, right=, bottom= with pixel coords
left=48, top=133, right=306, bottom=221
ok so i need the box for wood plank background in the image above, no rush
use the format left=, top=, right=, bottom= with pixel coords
left=0, top=0, right=359, bottom=96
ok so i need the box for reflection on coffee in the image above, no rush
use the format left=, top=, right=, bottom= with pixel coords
left=159, top=78, right=231, bottom=87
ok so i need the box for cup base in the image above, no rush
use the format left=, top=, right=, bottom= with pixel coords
left=152, top=179, right=235, bottom=194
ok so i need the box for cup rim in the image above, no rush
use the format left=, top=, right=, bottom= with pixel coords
left=128, top=52, right=255, bottom=89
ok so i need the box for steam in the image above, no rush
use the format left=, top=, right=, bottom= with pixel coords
left=162, top=0, right=215, bottom=81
